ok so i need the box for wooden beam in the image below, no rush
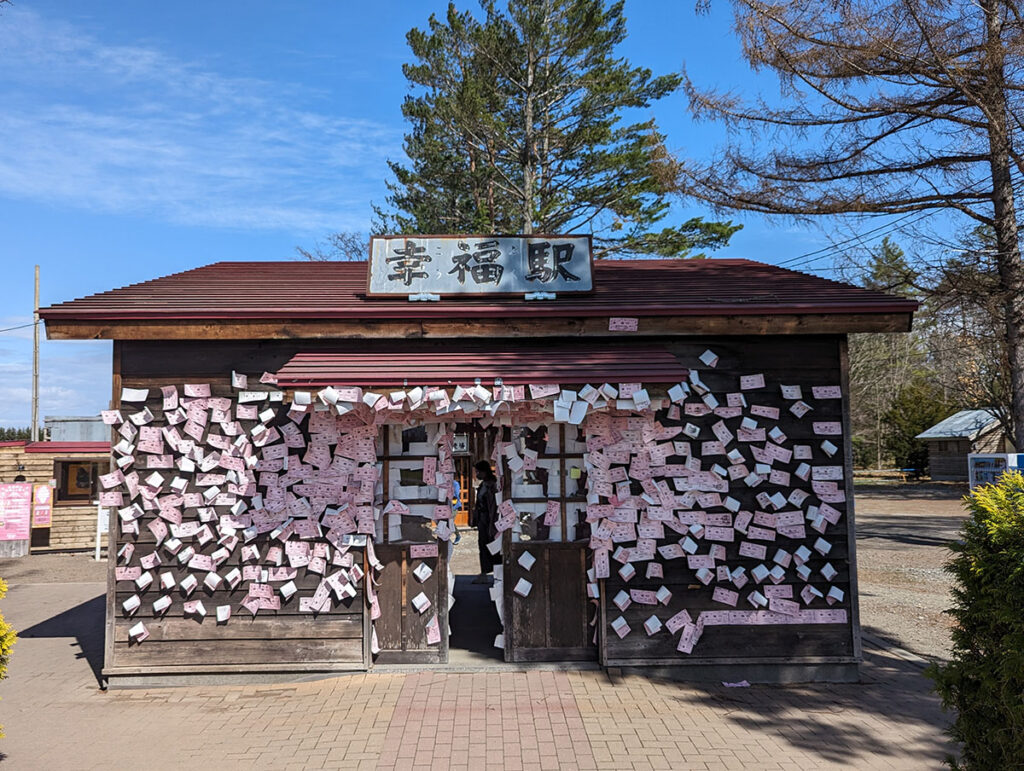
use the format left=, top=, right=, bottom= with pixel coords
left=104, top=340, right=120, bottom=679
left=839, top=336, right=864, bottom=663
left=44, top=312, right=914, bottom=341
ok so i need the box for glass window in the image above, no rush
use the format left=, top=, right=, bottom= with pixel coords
left=54, top=459, right=108, bottom=503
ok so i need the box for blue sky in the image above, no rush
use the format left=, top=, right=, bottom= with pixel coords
left=0, top=1, right=886, bottom=426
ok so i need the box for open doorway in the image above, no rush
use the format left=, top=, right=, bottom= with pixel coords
left=372, top=410, right=596, bottom=667
left=447, top=420, right=504, bottom=663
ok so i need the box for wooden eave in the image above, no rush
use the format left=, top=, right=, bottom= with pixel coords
left=43, top=312, right=913, bottom=341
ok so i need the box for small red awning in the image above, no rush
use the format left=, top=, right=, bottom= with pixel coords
left=275, top=345, right=688, bottom=388
left=24, top=442, right=110, bottom=454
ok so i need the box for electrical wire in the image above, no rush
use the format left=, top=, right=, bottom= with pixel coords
left=0, top=320, right=39, bottom=335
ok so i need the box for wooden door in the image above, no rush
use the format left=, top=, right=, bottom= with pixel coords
left=504, top=541, right=596, bottom=662
left=372, top=543, right=449, bottom=664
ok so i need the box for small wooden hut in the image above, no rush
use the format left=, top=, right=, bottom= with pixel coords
left=39, top=242, right=916, bottom=686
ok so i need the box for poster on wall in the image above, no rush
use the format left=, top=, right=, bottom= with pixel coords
left=0, top=483, right=32, bottom=541
left=32, top=483, right=53, bottom=528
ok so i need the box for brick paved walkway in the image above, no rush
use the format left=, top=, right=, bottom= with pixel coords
left=0, top=581, right=953, bottom=770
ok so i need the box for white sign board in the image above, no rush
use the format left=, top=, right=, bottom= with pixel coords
left=367, top=235, right=593, bottom=296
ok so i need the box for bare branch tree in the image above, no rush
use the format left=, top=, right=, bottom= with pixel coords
left=678, top=0, right=1024, bottom=446
left=295, top=231, right=369, bottom=262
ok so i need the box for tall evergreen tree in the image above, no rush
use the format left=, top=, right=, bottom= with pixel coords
left=376, top=0, right=740, bottom=258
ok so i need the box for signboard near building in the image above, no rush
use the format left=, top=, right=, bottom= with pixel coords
left=367, top=235, right=593, bottom=296
left=0, top=483, right=32, bottom=542
left=31, top=483, right=53, bottom=528
left=968, top=453, right=1024, bottom=489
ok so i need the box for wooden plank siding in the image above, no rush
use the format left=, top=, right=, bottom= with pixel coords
left=505, top=542, right=595, bottom=662
left=926, top=440, right=973, bottom=481
left=598, top=337, right=859, bottom=667
left=110, top=333, right=859, bottom=674
left=106, top=351, right=369, bottom=678
left=45, top=312, right=912, bottom=342
left=372, top=543, right=449, bottom=664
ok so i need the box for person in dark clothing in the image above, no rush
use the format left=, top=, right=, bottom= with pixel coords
left=472, top=459, right=499, bottom=583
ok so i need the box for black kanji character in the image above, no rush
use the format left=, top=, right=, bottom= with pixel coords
left=525, top=241, right=581, bottom=283
left=386, top=239, right=431, bottom=286
left=448, top=239, right=504, bottom=286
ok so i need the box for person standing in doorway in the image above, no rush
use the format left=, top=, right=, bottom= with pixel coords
left=472, top=459, right=499, bottom=583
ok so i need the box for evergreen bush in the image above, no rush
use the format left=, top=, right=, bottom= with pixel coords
left=928, top=471, right=1024, bottom=768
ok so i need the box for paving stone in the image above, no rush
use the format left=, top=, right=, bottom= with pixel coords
left=0, top=580, right=954, bottom=769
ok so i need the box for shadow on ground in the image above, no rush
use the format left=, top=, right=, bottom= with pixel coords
left=855, top=483, right=968, bottom=501
left=448, top=575, right=503, bottom=660
left=652, top=646, right=953, bottom=766
left=856, top=513, right=964, bottom=548
left=17, top=593, right=105, bottom=687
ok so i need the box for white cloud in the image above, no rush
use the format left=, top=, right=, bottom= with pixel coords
left=0, top=8, right=402, bottom=234
left=0, top=339, right=112, bottom=426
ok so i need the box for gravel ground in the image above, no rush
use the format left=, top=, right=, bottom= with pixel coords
left=854, top=482, right=968, bottom=662
left=0, top=484, right=968, bottom=663
left=0, top=551, right=106, bottom=584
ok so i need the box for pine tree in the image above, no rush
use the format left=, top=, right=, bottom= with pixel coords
left=376, top=0, right=740, bottom=258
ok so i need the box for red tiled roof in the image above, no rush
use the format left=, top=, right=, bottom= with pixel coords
left=24, top=442, right=109, bottom=454
left=39, top=259, right=917, bottom=321
left=276, top=345, right=689, bottom=387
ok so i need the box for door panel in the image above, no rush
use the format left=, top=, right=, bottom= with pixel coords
left=373, top=543, right=448, bottom=664
left=505, top=541, right=596, bottom=662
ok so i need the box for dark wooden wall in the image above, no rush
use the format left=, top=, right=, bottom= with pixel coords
left=373, top=543, right=448, bottom=664
left=109, top=353, right=368, bottom=676
left=505, top=541, right=595, bottom=662
left=926, top=439, right=972, bottom=481
left=114, top=334, right=858, bottom=673
left=597, top=336, right=860, bottom=666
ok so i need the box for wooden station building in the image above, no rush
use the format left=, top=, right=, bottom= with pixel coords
left=39, top=240, right=916, bottom=686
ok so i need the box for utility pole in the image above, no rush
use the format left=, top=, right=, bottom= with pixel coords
left=31, top=265, right=39, bottom=442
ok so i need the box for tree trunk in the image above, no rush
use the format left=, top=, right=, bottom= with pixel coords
left=522, top=44, right=536, bottom=234
left=876, top=408, right=882, bottom=469
left=982, top=0, right=1024, bottom=449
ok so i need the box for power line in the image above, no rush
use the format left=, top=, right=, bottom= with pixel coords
left=0, top=320, right=39, bottom=335
left=771, top=174, right=996, bottom=273
left=775, top=209, right=931, bottom=269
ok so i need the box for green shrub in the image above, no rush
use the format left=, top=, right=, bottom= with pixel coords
left=928, top=471, right=1024, bottom=768
left=0, top=577, right=15, bottom=739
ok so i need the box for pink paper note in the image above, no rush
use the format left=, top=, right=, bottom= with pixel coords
left=811, top=385, right=842, bottom=399
left=738, top=541, right=767, bottom=560
left=410, top=543, right=438, bottom=559
left=712, top=587, right=739, bottom=607
left=161, top=385, right=179, bottom=411
left=184, top=383, right=212, bottom=398
left=422, top=456, right=437, bottom=484
left=608, top=317, right=638, bottom=332
left=629, top=589, right=658, bottom=605
left=543, top=500, right=560, bottom=527
left=813, top=421, right=842, bottom=436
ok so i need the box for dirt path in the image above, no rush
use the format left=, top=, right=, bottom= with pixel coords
left=854, top=483, right=967, bottom=662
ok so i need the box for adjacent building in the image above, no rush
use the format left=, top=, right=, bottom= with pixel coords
left=916, top=409, right=1012, bottom=482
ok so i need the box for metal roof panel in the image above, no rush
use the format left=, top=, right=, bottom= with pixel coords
left=40, top=259, right=919, bottom=322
